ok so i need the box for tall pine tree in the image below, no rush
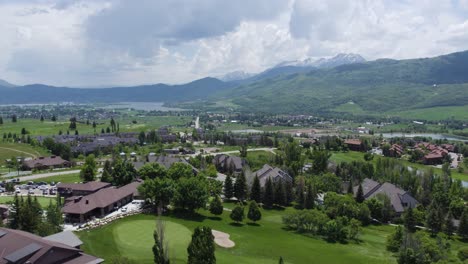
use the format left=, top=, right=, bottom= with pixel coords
left=234, top=173, right=247, bottom=202
left=458, top=207, right=468, bottom=240
left=153, top=219, right=170, bottom=264
left=444, top=211, right=455, bottom=238
left=224, top=175, right=234, bottom=200
left=250, top=176, right=262, bottom=203
left=355, top=184, right=365, bottom=203
left=187, top=226, right=215, bottom=264
left=304, top=183, right=316, bottom=209
left=263, top=177, right=274, bottom=208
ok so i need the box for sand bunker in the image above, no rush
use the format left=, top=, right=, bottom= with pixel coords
left=212, top=230, right=235, bottom=248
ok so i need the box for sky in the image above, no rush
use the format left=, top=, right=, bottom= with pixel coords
left=1, top=0, right=468, bottom=87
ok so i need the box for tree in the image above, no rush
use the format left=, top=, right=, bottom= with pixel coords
left=240, top=144, right=248, bottom=158
left=274, top=180, right=287, bottom=206
left=278, top=257, right=284, bottom=264
left=187, top=226, right=215, bottom=264
left=0, top=116, right=3, bottom=125
left=224, top=175, right=234, bottom=200
left=234, top=173, right=247, bottom=201
left=310, top=149, right=331, bottom=174
left=209, top=196, right=223, bottom=216
left=230, top=206, right=244, bottom=223
left=153, top=219, right=170, bottom=264
left=7, top=194, right=21, bottom=229
left=247, top=201, right=262, bottom=223
left=112, top=160, right=137, bottom=186
left=51, top=115, right=57, bottom=122
left=40, top=115, right=44, bottom=122
left=80, top=154, right=97, bottom=182
left=139, top=163, right=167, bottom=179
left=304, top=183, right=316, bottom=209
left=11, top=114, right=17, bottom=123
left=263, top=177, right=274, bottom=208
left=355, top=184, right=365, bottom=203
left=250, top=176, right=262, bottom=203
left=45, top=200, right=63, bottom=234
left=174, top=177, right=209, bottom=212
left=101, top=167, right=113, bottom=183
left=426, top=202, right=443, bottom=236
left=404, top=207, right=417, bottom=233
left=386, top=225, right=403, bottom=252
left=458, top=207, right=468, bottom=241
left=138, top=178, right=175, bottom=211
left=138, top=131, right=146, bottom=146
left=444, top=211, right=455, bottom=238
left=167, top=162, right=194, bottom=180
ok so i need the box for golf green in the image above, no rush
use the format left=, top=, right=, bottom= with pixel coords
left=112, top=219, right=192, bottom=263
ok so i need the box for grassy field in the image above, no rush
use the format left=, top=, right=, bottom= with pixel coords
left=0, top=142, right=49, bottom=165
left=78, top=207, right=397, bottom=264
left=26, top=173, right=82, bottom=184
left=330, top=151, right=468, bottom=181
left=0, top=196, right=57, bottom=207
left=233, top=150, right=276, bottom=171
left=390, top=106, right=468, bottom=121
left=0, top=116, right=192, bottom=136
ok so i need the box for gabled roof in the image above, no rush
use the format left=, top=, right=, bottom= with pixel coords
left=57, top=181, right=112, bottom=192
left=0, top=228, right=103, bottom=264
left=254, top=164, right=292, bottom=187
left=44, top=231, right=83, bottom=248
left=62, top=181, right=142, bottom=215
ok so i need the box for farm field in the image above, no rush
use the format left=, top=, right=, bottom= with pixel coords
left=78, top=207, right=397, bottom=264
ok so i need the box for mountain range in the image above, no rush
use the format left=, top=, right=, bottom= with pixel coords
left=0, top=51, right=467, bottom=116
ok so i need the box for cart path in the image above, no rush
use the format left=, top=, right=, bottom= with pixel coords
left=0, top=147, right=40, bottom=158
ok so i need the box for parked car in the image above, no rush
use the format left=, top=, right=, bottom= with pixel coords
left=28, top=189, right=35, bottom=195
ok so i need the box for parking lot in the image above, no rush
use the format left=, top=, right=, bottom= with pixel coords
left=0, top=180, right=58, bottom=197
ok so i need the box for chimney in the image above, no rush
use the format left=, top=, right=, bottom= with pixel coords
left=85, top=200, right=89, bottom=204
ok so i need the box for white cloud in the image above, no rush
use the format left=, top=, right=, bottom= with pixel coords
left=0, top=0, right=467, bottom=87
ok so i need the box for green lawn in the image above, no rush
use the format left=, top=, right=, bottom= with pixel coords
left=233, top=150, right=276, bottom=171
left=26, top=173, right=82, bottom=184
left=78, top=207, right=396, bottom=264
left=0, top=142, right=49, bottom=165
left=330, top=151, right=468, bottom=181
left=0, top=196, right=57, bottom=207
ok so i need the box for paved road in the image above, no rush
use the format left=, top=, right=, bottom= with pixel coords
left=190, top=147, right=277, bottom=157
left=13, top=170, right=81, bottom=182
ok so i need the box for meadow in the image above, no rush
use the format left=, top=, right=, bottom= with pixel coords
left=0, top=142, right=49, bottom=165
left=0, top=196, right=57, bottom=207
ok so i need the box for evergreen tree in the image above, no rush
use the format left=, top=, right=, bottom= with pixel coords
left=101, top=169, right=112, bottom=183
left=45, top=200, right=63, bottom=234
left=250, top=176, right=262, bottom=203
left=0, top=116, right=3, bottom=125
left=20, top=195, right=41, bottom=233
left=347, top=180, right=354, bottom=194
left=187, top=226, right=215, bottom=264
left=426, top=202, right=443, bottom=236
left=404, top=207, right=417, bottom=233
left=355, top=184, right=365, bottom=203
left=458, top=207, right=468, bottom=240
left=40, top=115, right=44, bottom=122
left=279, top=257, right=284, bottom=264
left=230, top=206, right=244, bottom=223
left=444, top=211, right=455, bottom=238
left=80, top=154, right=97, bottom=182
left=153, top=220, right=170, bottom=264
left=209, top=196, right=224, bottom=216
left=11, top=114, right=17, bottom=123
left=224, top=175, right=234, bottom=200
left=304, top=183, right=316, bottom=209
left=247, top=201, right=262, bottom=223
left=263, top=177, right=274, bottom=208
left=51, top=115, right=57, bottom=121
left=7, top=194, right=21, bottom=229
left=234, top=173, right=247, bottom=201
left=274, top=180, right=286, bottom=206
left=295, top=177, right=305, bottom=209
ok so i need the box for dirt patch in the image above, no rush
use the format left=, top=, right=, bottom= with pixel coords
left=212, top=230, right=235, bottom=248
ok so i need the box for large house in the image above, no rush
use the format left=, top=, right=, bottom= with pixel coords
left=62, top=180, right=142, bottom=223
left=344, top=139, right=363, bottom=152
left=354, top=178, right=418, bottom=215
left=57, top=181, right=112, bottom=197
left=142, top=155, right=198, bottom=174
left=213, top=154, right=245, bottom=175
left=254, top=164, right=293, bottom=187
left=0, top=228, right=103, bottom=264
left=22, top=156, right=71, bottom=171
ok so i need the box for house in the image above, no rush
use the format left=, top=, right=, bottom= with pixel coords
left=344, top=139, right=363, bottom=151
left=254, top=164, right=293, bottom=187
left=213, top=154, right=245, bottom=175
left=0, top=227, right=103, bottom=264
left=354, top=178, right=418, bottom=215
left=22, top=156, right=71, bottom=170
left=423, top=152, right=444, bottom=165
left=147, top=155, right=198, bottom=174
left=57, top=181, right=112, bottom=197
left=389, top=144, right=403, bottom=157
left=62, top=181, right=142, bottom=223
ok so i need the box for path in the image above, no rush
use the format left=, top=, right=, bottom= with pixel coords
left=12, top=169, right=81, bottom=182
left=204, top=147, right=277, bottom=156
left=0, top=147, right=40, bottom=158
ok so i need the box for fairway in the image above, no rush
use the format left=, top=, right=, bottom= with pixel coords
left=0, top=143, right=49, bottom=165
left=78, top=208, right=397, bottom=264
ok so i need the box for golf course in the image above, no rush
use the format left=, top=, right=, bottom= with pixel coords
left=78, top=205, right=397, bottom=264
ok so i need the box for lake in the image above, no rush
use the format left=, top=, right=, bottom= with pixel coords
left=101, top=102, right=186, bottom=111
left=381, top=133, right=468, bottom=142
